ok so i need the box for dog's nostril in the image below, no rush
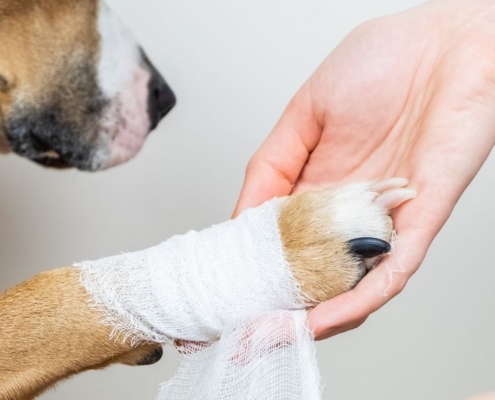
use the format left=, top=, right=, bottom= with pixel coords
left=141, top=48, right=176, bottom=130
left=146, top=77, right=176, bottom=131
left=348, top=237, right=391, bottom=259
left=29, top=131, right=52, bottom=152
left=150, top=76, right=176, bottom=120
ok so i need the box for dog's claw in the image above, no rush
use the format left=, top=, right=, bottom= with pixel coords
left=370, top=178, right=409, bottom=193
left=136, top=346, right=163, bottom=366
left=368, top=177, right=416, bottom=210
left=374, top=188, right=416, bottom=210
left=348, top=237, right=391, bottom=258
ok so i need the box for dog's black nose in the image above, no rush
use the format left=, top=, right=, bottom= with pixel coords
left=141, top=49, right=176, bottom=131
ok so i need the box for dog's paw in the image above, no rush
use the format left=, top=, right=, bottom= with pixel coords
left=278, top=178, right=415, bottom=304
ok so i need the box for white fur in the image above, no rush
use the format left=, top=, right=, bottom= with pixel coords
left=96, top=1, right=152, bottom=168
left=97, top=2, right=140, bottom=98
left=329, top=183, right=390, bottom=241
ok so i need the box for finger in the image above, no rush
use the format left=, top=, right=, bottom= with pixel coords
left=307, top=202, right=434, bottom=340
left=308, top=315, right=367, bottom=339
left=306, top=168, right=457, bottom=340
left=466, top=393, right=495, bottom=400
left=232, top=85, right=323, bottom=217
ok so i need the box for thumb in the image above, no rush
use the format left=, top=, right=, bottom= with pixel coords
left=232, top=85, right=322, bottom=217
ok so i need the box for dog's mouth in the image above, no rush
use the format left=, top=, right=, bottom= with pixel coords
left=32, top=154, right=72, bottom=169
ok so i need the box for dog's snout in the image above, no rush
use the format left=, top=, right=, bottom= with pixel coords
left=141, top=50, right=176, bottom=131
left=5, top=115, right=97, bottom=170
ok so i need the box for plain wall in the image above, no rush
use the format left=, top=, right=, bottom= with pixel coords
left=0, top=0, right=494, bottom=399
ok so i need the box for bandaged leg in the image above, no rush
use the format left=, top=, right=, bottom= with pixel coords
left=78, top=179, right=415, bottom=400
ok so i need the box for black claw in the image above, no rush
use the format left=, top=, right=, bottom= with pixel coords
left=137, top=346, right=163, bottom=366
left=348, top=237, right=391, bottom=258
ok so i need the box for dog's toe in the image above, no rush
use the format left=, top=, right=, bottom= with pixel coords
left=278, top=178, right=415, bottom=303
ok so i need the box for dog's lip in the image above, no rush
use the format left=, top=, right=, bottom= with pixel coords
left=32, top=156, right=72, bottom=169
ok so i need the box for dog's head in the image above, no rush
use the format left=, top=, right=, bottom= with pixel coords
left=0, top=0, right=175, bottom=171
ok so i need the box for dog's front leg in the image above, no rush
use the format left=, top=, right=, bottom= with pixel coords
left=0, top=267, right=162, bottom=400
left=0, top=178, right=415, bottom=400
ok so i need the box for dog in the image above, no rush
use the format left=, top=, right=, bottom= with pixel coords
left=0, top=0, right=176, bottom=171
left=0, top=0, right=175, bottom=397
left=0, top=178, right=415, bottom=400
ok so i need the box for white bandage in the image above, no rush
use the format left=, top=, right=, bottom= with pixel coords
left=78, top=199, right=322, bottom=399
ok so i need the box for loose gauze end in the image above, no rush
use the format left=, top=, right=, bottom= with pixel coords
left=77, top=199, right=323, bottom=400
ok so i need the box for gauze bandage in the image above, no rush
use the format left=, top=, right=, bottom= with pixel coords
left=78, top=199, right=322, bottom=399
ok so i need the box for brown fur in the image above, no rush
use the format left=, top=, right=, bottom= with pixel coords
left=279, top=189, right=392, bottom=303
left=0, top=267, right=161, bottom=400
left=0, top=0, right=105, bottom=164
left=0, top=0, right=99, bottom=104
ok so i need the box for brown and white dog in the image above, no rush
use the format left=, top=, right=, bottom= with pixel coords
left=0, top=0, right=175, bottom=171
left=0, top=179, right=415, bottom=400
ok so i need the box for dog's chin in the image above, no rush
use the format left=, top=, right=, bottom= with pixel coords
left=17, top=128, right=149, bottom=171
left=107, top=128, right=149, bottom=168
left=24, top=145, right=110, bottom=171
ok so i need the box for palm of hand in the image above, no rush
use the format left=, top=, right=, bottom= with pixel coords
left=236, top=3, right=495, bottom=339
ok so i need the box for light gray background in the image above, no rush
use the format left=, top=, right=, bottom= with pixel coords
left=0, top=0, right=493, bottom=399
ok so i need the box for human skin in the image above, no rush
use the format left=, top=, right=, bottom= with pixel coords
left=468, top=394, right=495, bottom=400
left=233, top=0, right=495, bottom=340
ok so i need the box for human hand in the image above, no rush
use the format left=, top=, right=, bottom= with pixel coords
left=233, top=0, right=495, bottom=340
left=468, top=393, right=495, bottom=400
